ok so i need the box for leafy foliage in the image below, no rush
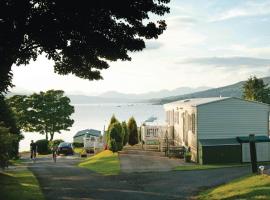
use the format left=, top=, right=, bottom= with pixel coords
left=128, top=117, right=138, bottom=146
left=243, top=76, right=270, bottom=104
left=106, top=115, right=119, bottom=145
left=7, top=90, right=74, bottom=141
left=108, top=122, right=124, bottom=152
left=0, top=124, right=18, bottom=169
left=0, top=96, right=21, bottom=158
left=110, top=139, right=118, bottom=153
left=0, top=0, right=170, bottom=93
left=122, top=121, right=129, bottom=146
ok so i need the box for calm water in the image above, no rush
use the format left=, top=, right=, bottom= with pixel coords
left=19, top=103, right=165, bottom=151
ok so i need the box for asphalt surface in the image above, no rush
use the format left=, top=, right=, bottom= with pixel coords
left=119, top=149, right=186, bottom=173
left=28, top=155, right=252, bottom=200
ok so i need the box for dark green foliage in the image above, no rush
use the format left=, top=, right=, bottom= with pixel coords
left=0, top=0, right=170, bottom=93
left=0, top=124, right=18, bottom=168
left=128, top=117, right=138, bottom=146
left=49, top=139, right=64, bottom=150
left=138, top=127, right=142, bottom=142
left=122, top=121, right=129, bottom=146
left=108, top=122, right=124, bottom=152
left=73, top=142, right=84, bottom=148
left=106, top=115, right=119, bottom=145
left=0, top=96, right=21, bottom=158
left=35, top=139, right=50, bottom=155
left=243, top=76, right=270, bottom=104
left=110, top=139, right=118, bottom=153
left=7, top=90, right=74, bottom=141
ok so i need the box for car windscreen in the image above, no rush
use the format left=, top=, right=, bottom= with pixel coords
left=58, top=142, right=71, bottom=148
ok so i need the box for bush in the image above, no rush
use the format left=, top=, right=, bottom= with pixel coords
left=36, top=139, right=50, bottom=154
left=108, top=122, right=124, bottom=152
left=128, top=117, right=138, bottom=146
left=0, top=124, right=17, bottom=169
left=49, top=139, right=64, bottom=150
left=122, top=121, right=129, bottom=146
left=184, top=151, right=192, bottom=162
left=110, top=139, right=118, bottom=153
left=73, top=142, right=84, bottom=148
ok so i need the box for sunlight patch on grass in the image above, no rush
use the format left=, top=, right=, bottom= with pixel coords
left=0, top=168, right=45, bottom=200
left=197, top=175, right=270, bottom=200
left=78, top=150, right=120, bottom=175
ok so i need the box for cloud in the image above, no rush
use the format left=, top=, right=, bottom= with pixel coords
left=167, top=15, right=198, bottom=27
left=212, top=2, right=270, bottom=22
left=179, top=56, right=270, bottom=68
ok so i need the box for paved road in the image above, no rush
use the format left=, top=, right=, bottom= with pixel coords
left=119, top=149, right=186, bottom=173
left=28, top=155, right=251, bottom=200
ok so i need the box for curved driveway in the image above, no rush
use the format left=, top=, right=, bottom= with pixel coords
left=28, top=155, right=251, bottom=200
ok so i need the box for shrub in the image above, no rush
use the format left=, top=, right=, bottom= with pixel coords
left=128, top=117, right=138, bottom=146
left=110, top=139, right=118, bottom=153
left=184, top=151, right=192, bottom=162
left=73, top=142, right=84, bottom=148
left=36, top=139, right=50, bottom=154
left=122, top=121, right=128, bottom=146
left=108, top=121, right=124, bottom=152
left=0, top=124, right=17, bottom=169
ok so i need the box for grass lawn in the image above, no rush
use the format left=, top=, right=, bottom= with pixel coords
left=174, top=164, right=248, bottom=171
left=78, top=150, right=120, bottom=175
left=197, top=174, right=270, bottom=200
left=0, top=167, right=45, bottom=200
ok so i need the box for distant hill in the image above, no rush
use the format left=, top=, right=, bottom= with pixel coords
left=152, top=76, right=270, bottom=105
left=99, top=86, right=211, bottom=100
left=67, top=95, right=136, bottom=104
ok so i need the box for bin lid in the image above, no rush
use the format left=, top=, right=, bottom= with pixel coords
left=199, top=138, right=240, bottom=146
left=237, top=135, right=270, bottom=143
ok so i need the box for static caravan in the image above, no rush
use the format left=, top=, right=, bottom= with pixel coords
left=73, top=129, right=101, bottom=144
left=164, top=97, right=270, bottom=164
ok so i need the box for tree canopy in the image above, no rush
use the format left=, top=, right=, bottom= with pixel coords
left=0, top=0, right=170, bottom=93
left=7, top=90, right=74, bottom=141
left=243, top=76, right=270, bottom=104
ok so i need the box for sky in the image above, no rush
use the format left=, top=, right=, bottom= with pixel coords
left=11, top=0, right=270, bottom=95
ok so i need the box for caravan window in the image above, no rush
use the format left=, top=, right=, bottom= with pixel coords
left=146, top=129, right=150, bottom=137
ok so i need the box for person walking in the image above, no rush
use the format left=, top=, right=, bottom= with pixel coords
left=30, top=140, right=37, bottom=161
left=51, top=145, right=58, bottom=163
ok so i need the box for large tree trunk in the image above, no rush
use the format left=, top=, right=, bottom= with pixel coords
left=45, top=132, right=48, bottom=140
left=49, top=133, right=54, bottom=141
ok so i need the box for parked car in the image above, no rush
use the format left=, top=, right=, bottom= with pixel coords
left=57, top=142, right=74, bottom=155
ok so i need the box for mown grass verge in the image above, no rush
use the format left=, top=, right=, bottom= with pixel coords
left=174, top=164, right=248, bottom=171
left=197, top=174, right=270, bottom=200
left=78, top=150, right=120, bottom=175
left=0, top=167, right=45, bottom=200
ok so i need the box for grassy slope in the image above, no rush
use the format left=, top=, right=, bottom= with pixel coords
left=0, top=167, right=45, bottom=200
left=198, top=175, right=270, bottom=200
left=78, top=150, right=120, bottom=175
